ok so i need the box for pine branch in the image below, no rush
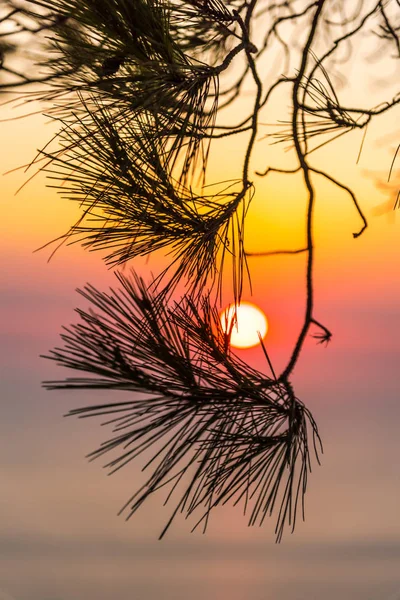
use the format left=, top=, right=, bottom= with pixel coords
left=43, top=271, right=321, bottom=540
left=35, top=96, right=249, bottom=299
left=2, top=0, right=398, bottom=544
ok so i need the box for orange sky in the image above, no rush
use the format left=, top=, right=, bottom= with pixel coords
left=1, top=59, right=400, bottom=600
left=1, top=92, right=400, bottom=371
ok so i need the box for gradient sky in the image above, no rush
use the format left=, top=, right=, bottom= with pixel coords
left=1, top=34, right=400, bottom=600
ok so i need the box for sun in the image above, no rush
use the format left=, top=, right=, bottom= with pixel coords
left=220, top=302, right=268, bottom=349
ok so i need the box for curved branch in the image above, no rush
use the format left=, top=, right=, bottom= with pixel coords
left=279, top=0, right=326, bottom=382
left=310, top=167, right=368, bottom=238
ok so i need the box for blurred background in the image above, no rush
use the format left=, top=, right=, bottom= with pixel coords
left=1, top=16, right=400, bottom=600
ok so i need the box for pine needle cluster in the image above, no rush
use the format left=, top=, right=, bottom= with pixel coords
left=44, top=272, right=320, bottom=541
left=43, top=98, right=250, bottom=298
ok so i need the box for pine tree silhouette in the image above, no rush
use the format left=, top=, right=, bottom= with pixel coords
left=1, top=0, right=399, bottom=541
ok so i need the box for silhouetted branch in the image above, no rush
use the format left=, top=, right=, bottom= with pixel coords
left=310, top=318, right=332, bottom=345
left=246, top=248, right=308, bottom=258
left=278, top=0, right=326, bottom=382
left=1, top=0, right=398, bottom=541
left=43, top=271, right=321, bottom=541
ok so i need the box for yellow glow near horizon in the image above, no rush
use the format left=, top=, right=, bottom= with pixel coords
left=220, top=302, right=268, bottom=349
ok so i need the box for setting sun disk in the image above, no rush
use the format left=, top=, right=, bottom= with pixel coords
left=220, top=302, right=268, bottom=349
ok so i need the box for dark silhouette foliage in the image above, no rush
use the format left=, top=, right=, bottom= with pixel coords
left=1, top=0, right=399, bottom=540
